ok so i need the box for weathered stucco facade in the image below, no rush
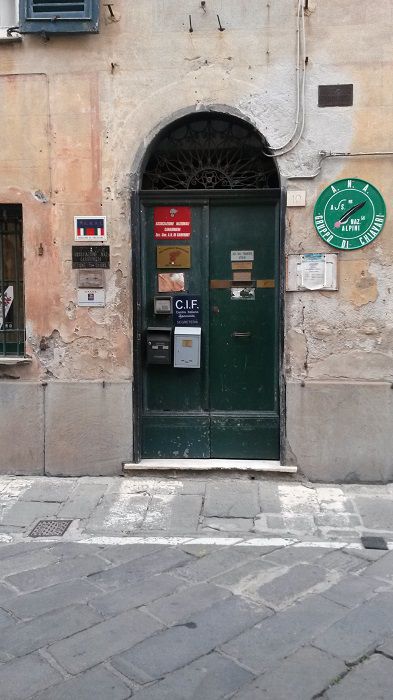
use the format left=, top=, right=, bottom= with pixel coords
left=1, top=0, right=393, bottom=480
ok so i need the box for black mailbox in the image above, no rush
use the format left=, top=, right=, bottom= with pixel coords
left=146, top=327, right=172, bottom=365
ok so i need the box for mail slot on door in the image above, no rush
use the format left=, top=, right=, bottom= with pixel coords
left=146, top=327, right=172, bottom=365
left=173, top=327, right=201, bottom=368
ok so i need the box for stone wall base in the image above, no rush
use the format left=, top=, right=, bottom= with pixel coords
left=0, top=381, right=133, bottom=476
left=286, top=380, right=393, bottom=483
left=1, top=379, right=391, bottom=482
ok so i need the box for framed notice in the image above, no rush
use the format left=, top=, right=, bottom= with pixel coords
left=74, top=216, right=107, bottom=242
left=154, top=207, right=191, bottom=240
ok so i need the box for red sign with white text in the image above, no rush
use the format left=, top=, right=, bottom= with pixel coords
left=154, top=206, right=191, bottom=240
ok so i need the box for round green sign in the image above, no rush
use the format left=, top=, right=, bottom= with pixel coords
left=313, top=178, right=386, bottom=250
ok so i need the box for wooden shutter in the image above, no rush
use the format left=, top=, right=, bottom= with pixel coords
left=29, top=1, right=91, bottom=19
left=19, top=0, right=99, bottom=32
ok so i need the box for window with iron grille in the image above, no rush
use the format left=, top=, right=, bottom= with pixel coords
left=19, top=0, right=100, bottom=33
left=0, top=205, right=24, bottom=356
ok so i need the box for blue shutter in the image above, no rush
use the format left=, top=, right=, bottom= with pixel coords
left=19, top=0, right=100, bottom=33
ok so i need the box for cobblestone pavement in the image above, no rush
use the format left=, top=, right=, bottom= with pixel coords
left=1, top=474, right=393, bottom=698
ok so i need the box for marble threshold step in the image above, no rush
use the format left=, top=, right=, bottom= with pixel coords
left=123, top=459, right=297, bottom=473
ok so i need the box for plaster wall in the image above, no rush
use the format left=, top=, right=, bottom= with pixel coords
left=0, top=0, right=392, bottom=478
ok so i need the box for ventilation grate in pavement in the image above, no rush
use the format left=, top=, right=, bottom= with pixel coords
left=29, top=520, right=73, bottom=538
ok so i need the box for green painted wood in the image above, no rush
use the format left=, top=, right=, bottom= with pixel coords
left=140, top=195, right=280, bottom=459
left=210, top=415, right=279, bottom=459
left=209, top=200, right=280, bottom=457
left=142, top=414, right=210, bottom=458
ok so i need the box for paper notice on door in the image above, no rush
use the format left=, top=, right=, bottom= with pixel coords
left=300, top=254, right=326, bottom=290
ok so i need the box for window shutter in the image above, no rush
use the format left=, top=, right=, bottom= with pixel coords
left=19, top=0, right=99, bottom=33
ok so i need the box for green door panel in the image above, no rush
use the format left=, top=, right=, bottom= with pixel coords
left=208, top=200, right=280, bottom=458
left=143, top=414, right=210, bottom=458
left=140, top=194, right=281, bottom=460
left=142, top=204, right=208, bottom=414
left=210, top=414, right=280, bottom=459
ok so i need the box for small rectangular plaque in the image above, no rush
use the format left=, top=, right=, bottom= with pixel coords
left=287, top=190, right=306, bottom=207
left=231, top=261, right=253, bottom=270
left=173, top=295, right=201, bottom=326
left=233, top=271, right=252, bottom=282
left=231, top=250, right=254, bottom=262
left=74, top=216, right=107, bottom=241
left=154, top=206, right=191, bottom=239
left=157, top=245, right=191, bottom=268
left=78, top=270, right=104, bottom=288
left=77, top=288, right=106, bottom=307
left=72, top=245, right=110, bottom=269
left=318, top=84, right=353, bottom=108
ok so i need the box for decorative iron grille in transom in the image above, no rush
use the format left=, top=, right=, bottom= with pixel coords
left=142, top=115, right=279, bottom=190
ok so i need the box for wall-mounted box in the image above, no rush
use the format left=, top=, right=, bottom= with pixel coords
left=77, top=289, right=105, bottom=307
left=286, top=253, right=338, bottom=291
left=174, top=327, right=201, bottom=369
left=154, top=296, right=172, bottom=315
left=146, top=327, right=172, bottom=365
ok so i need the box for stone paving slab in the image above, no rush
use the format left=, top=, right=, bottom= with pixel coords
left=313, top=591, right=393, bottom=664
left=111, top=596, right=268, bottom=683
left=325, top=653, right=393, bottom=699
left=0, top=538, right=391, bottom=698
left=29, top=665, right=132, bottom=700
left=130, top=652, right=254, bottom=700
left=230, top=646, right=347, bottom=700
left=48, top=607, right=164, bottom=674
left=1, top=475, right=393, bottom=543
left=0, top=653, right=63, bottom=700
left=0, top=476, right=393, bottom=698
left=221, top=595, right=346, bottom=673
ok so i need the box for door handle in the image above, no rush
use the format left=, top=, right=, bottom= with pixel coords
left=231, top=331, right=252, bottom=338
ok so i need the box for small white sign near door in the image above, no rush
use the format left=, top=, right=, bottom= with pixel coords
left=77, top=289, right=105, bottom=307
left=231, top=250, right=254, bottom=262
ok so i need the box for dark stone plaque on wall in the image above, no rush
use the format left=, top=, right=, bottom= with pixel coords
left=318, top=84, right=353, bottom=107
left=72, top=245, right=110, bottom=269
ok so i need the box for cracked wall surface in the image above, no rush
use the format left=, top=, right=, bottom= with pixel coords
left=0, top=0, right=392, bottom=476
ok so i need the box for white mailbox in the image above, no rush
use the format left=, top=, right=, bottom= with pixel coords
left=173, top=327, right=201, bottom=368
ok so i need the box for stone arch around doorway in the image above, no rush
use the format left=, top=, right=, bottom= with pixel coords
left=129, top=106, right=281, bottom=191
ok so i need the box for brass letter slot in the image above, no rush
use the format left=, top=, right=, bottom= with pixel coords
left=210, top=279, right=275, bottom=289
left=231, top=331, right=252, bottom=338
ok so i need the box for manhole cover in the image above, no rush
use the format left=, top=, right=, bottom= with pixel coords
left=29, top=520, right=73, bottom=538
left=361, top=535, right=388, bottom=551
